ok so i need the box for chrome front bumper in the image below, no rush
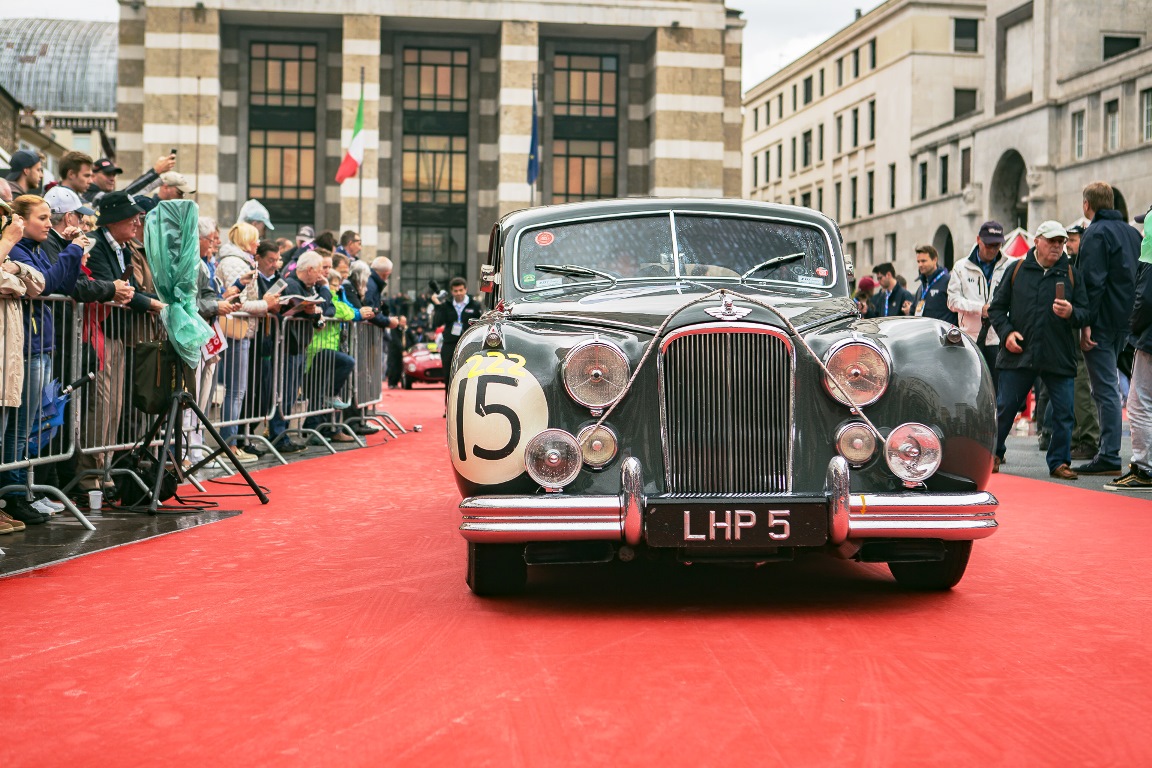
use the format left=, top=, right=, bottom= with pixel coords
left=458, top=456, right=998, bottom=545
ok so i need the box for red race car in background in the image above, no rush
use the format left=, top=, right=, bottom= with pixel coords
left=401, top=342, right=446, bottom=389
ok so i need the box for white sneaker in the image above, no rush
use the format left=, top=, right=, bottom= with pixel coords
left=231, top=448, right=260, bottom=464
left=30, top=498, right=60, bottom=516
left=40, top=497, right=66, bottom=512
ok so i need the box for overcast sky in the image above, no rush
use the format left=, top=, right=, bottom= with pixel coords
left=2, top=0, right=885, bottom=92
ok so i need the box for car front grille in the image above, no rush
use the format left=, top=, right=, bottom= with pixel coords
left=660, top=327, right=794, bottom=494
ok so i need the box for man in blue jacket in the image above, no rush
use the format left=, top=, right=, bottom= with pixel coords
left=866, top=262, right=914, bottom=319
left=905, top=244, right=957, bottom=324
left=1073, top=182, right=1141, bottom=476
left=989, top=221, right=1088, bottom=480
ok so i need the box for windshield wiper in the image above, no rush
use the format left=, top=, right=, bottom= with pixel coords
left=739, top=252, right=805, bottom=283
left=535, top=263, right=618, bottom=286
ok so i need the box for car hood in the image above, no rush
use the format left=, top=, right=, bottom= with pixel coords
left=505, top=282, right=856, bottom=334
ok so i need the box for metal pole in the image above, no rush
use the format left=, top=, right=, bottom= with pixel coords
left=358, top=66, right=364, bottom=237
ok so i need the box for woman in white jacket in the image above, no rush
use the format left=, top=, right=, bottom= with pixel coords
left=215, top=221, right=281, bottom=461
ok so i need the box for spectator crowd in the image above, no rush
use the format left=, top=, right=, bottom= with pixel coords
left=855, top=180, right=1152, bottom=491
left=0, top=149, right=468, bottom=534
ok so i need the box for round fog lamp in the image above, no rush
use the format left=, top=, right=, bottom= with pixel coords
left=884, top=423, right=942, bottom=483
left=577, top=424, right=618, bottom=468
left=563, top=340, right=630, bottom=409
left=836, top=422, right=877, bottom=466
left=525, top=429, right=582, bottom=490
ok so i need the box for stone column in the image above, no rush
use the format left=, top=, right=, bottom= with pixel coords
left=497, top=21, right=539, bottom=218
left=141, top=5, right=221, bottom=218
left=722, top=12, right=746, bottom=197
left=340, top=15, right=380, bottom=259
left=115, top=2, right=146, bottom=181
left=647, top=26, right=726, bottom=197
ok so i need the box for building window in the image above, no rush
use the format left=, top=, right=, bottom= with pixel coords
left=954, top=19, right=979, bottom=52
left=1142, top=89, right=1152, bottom=142
left=954, top=89, right=978, bottom=118
left=851, top=107, right=859, bottom=147
left=247, top=41, right=319, bottom=232
left=765, top=149, right=772, bottom=182
left=792, top=84, right=798, bottom=111
left=862, top=238, right=874, bottom=267
left=868, top=39, right=877, bottom=69
left=836, top=58, right=843, bottom=87
left=1072, top=110, right=1085, bottom=159
left=776, top=144, right=783, bottom=178
left=888, top=163, right=896, bottom=208
left=836, top=115, right=843, bottom=153
left=918, top=161, right=928, bottom=201
left=939, top=155, right=949, bottom=195
left=752, top=153, right=758, bottom=188
left=1103, top=35, right=1140, bottom=60
left=803, top=75, right=813, bottom=105
left=1105, top=99, right=1120, bottom=152
left=868, top=100, right=875, bottom=141
left=764, top=103, right=771, bottom=126
left=791, top=136, right=797, bottom=172
left=819, top=68, right=825, bottom=97
left=961, top=148, right=971, bottom=187
left=850, top=175, right=858, bottom=218
left=817, top=185, right=824, bottom=212
left=866, top=170, right=874, bottom=214
left=553, top=53, right=619, bottom=202
left=835, top=181, right=842, bottom=220
left=852, top=49, right=860, bottom=78
left=817, top=123, right=824, bottom=161
left=753, top=107, right=758, bottom=132
left=801, top=191, right=812, bottom=209
left=885, top=232, right=896, bottom=261
left=401, top=47, right=472, bottom=293
left=802, top=130, right=812, bottom=167
left=777, top=93, right=783, bottom=118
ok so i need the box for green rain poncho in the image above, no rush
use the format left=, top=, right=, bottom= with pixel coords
left=144, top=199, right=213, bottom=368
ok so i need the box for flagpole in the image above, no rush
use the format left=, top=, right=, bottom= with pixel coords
left=358, top=67, right=364, bottom=237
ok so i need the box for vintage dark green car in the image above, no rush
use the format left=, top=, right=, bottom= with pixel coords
left=447, top=199, right=998, bottom=595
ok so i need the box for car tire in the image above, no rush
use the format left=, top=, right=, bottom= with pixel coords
left=467, top=542, right=527, bottom=596
left=887, top=540, right=973, bottom=590
left=402, top=372, right=413, bottom=390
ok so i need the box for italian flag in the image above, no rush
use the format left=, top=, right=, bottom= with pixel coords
left=335, top=89, right=365, bottom=184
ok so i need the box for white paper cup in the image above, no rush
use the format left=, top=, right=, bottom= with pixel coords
left=88, top=490, right=103, bottom=511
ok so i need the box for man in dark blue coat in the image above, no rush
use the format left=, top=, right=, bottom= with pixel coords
left=989, top=221, right=1088, bottom=480
left=866, top=262, right=913, bottom=319
left=1074, top=182, right=1141, bottom=475
left=906, top=244, right=957, bottom=324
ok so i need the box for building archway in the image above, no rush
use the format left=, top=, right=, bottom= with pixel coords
left=933, top=225, right=955, bottom=269
left=990, top=150, right=1028, bottom=230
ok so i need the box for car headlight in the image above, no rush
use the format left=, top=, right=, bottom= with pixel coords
left=524, top=429, right=582, bottom=490
left=884, top=423, right=942, bottom=484
left=577, top=424, right=618, bottom=469
left=822, top=340, right=890, bottom=407
left=835, top=422, right=878, bottom=466
left=562, top=340, right=630, bottom=411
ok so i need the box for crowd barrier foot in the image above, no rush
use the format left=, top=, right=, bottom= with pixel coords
left=0, top=482, right=95, bottom=531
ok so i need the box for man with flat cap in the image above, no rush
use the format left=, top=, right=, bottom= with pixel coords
left=77, top=192, right=165, bottom=493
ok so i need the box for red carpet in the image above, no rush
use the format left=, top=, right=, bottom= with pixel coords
left=4, top=386, right=1152, bottom=766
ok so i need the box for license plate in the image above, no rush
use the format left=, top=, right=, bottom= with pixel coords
left=644, top=501, right=828, bottom=548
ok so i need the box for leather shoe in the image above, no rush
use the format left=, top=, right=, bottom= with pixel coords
left=3, top=498, right=49, bottom=525
left=1049, top=464, right=1079, bottom=480
left=992, top=456, right=1003, bottom=473
left=1072, top=459, right=1122, bottom=476
left=272, top=438, right=307, bottom=454
left=1070, top=444, right=1097, bottom=461
left=330, top=432, right=356, bottom=443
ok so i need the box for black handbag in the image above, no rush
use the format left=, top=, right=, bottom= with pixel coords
left=132, top=338, right=182, bottom=414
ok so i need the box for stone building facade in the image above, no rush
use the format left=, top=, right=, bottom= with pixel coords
left=743, top=0, right=1152, bottom=279
left=117, top=1, right=744, bottom=292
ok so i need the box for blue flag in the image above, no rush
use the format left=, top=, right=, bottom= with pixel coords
left=527, top=85, right=540, bottom=186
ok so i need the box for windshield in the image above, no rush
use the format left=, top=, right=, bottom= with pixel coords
left=515, top=212, right=835, bottom=291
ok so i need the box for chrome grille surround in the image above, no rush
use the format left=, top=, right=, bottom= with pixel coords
left=658, top=323, right=795, bottom=495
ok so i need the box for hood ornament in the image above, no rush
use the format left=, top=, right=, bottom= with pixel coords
left=704, top=292, right=752, bottom=321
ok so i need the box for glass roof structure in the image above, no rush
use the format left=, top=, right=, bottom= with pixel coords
left=0, top=19, right=118, bottom=113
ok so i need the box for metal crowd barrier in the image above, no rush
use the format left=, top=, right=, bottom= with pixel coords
left=347, top=322, right=401, bottom=438
left=274, top=314, right=362, bottom=452
left=209, top=311, right=288, bottom=464
left=0, top=295, right=93, bottom=529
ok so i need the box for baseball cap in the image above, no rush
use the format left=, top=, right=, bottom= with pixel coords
left=43, top=186, right=96, bottom=217
left=1034, top=220, right=1068, bottom=240
left=1136, top=204, right=1152, bottom=224
left=977, top=220, right=1005, bottom=244
left=238, top=198, right=274, bottom=230
left=296, top=224, right=316, bottom=241
left=4, top=149, right=41, bottom=181
left=1065, top=217, right=1089, bottom=235
left=159, top=171, right=195, bottom=195
left=93, top=158, right=123, bottom=176
left=856, top=276, right=877, bottom=292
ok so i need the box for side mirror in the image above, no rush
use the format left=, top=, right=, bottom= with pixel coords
left=480, top=263, right=501, bottom=293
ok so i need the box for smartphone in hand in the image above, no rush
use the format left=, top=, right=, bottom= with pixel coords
left=1055, top=283, right=1065, bottom=301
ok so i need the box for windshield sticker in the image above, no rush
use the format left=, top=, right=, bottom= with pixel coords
left=536, top=277, right=564, bottom=289
left=816, top=267, right=829, bottom=277
left=523, top=273, right=536, bottom=284
left=535, top=231, right=555, bottom=246
left=797, top=275, right=824, bottom=285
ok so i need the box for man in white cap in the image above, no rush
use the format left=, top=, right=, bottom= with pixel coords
left=156, top=171, right=196, bottom=200
left=41, top=186, right=96, bottom=263
left=988, top=220, right=1088, bottom=480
